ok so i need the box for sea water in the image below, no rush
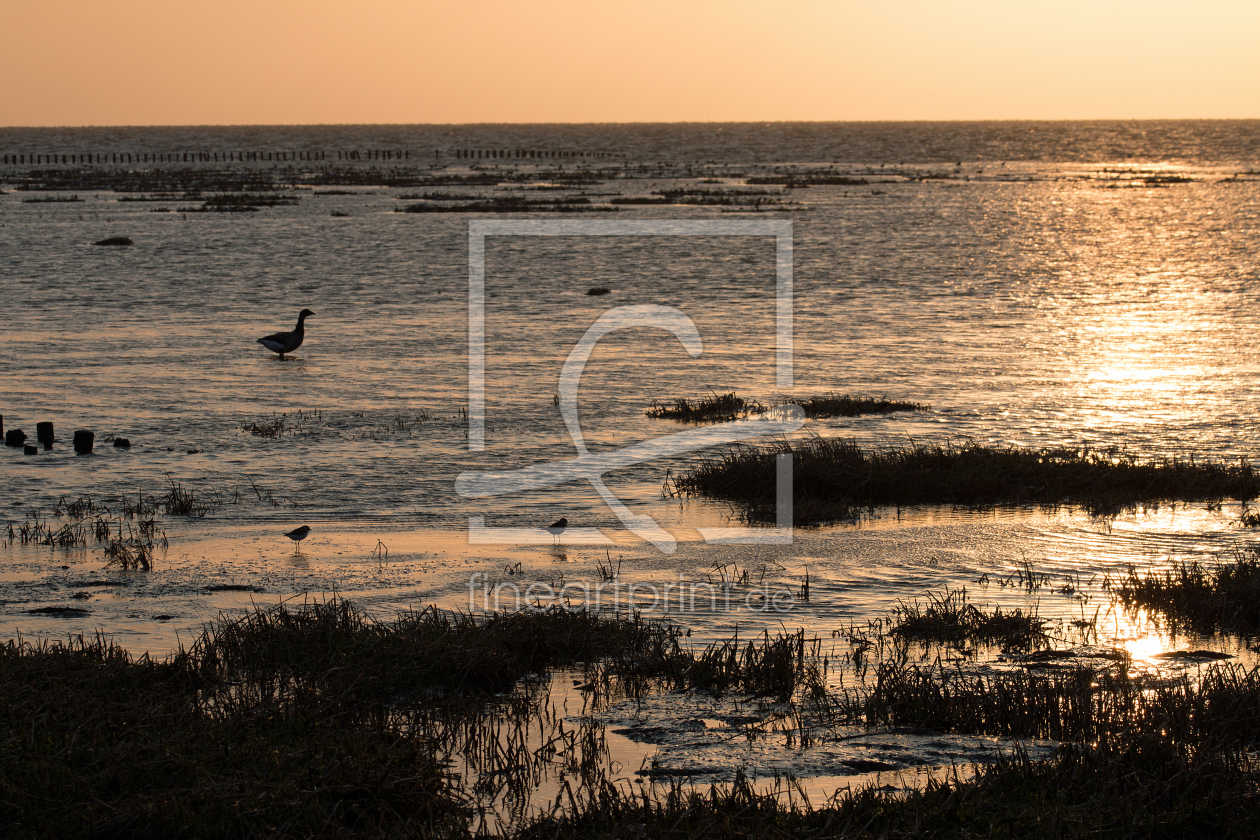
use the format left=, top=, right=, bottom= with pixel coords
left=1, top=121, right=1258, bottom=657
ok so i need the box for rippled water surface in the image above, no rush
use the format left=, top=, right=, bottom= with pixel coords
left=1, top=121, right=1258, bottom=657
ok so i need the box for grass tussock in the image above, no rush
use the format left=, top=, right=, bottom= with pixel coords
left=819, top=585, right=1260, bottom=765
left=1106, top=550, right=1260, bottom=634
left=890, top=588, right=1048, bottom=651
left=101, top=518, right=167, bottom=570
left=688, top=628, right=813, bottom=702
left=244, top=415, right=286, bottom=437
left=780, top=393, right=928, bottom=418
left=646, top=391, right=766, bottom=423
left=670, top=438, right=1260, bottom=524
left=186, top=598, right=687, bottom=697
left=52, top=495, right=104, bottom=519
left=3, top=511, right=87, bottom=548
left=4, top=506, right=167, bottom=568
left=398, top=196, right=614, bottom=213
left=156, top=483, right=208, bottom=516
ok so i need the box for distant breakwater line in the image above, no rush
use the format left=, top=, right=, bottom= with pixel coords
left=1, top=148, right=620, bottom=168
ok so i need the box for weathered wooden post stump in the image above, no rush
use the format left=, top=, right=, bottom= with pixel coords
left=73, top=430, right=94, bottom=454
left=5, top=428, right=25, bottom=447
left=113, top=438, right=131, bottom=448
left=23, top=444, right=37, bottom=455
left=36, top=421, right=54, bottom=448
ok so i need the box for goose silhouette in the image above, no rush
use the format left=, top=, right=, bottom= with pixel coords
left=258, top=309, right=315, bottom=360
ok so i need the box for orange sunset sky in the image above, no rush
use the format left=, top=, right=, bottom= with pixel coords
left=2, top=0, right=1257, bottom=126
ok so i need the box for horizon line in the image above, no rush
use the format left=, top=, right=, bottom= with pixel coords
left=3, top=117, right=1259, bottom=131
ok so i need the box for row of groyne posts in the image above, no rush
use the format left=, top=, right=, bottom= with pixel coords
left=1, top=148, right=619, bottom=166
left=2, top=417, right=123, bottom=456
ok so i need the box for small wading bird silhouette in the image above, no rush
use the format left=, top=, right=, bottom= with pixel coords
left=258, top=309, right=315, bottom=360
left=546, top=517, right=568, bottom=544
left=284, top=525, right=311, bottom=551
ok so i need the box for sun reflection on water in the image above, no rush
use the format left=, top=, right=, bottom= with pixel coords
left=1110, top=611, right=1177, bottom=663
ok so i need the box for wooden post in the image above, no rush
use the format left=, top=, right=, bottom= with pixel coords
left=36, top=421, right=53, bottom=448
left=73, top=430, right=93, bottom=454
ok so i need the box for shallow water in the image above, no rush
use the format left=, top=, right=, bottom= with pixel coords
left=3, top=123, right=1259, bottom=636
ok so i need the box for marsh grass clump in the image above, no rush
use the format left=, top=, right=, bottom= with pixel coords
left=670, top=438, right=1260, bottom=524
left=120, top=489, right=159, bottom=518
left=244, top=415, right=286, bottom=437
left=398, top=196, right=614, bottom=213
left=891, top=588, right=1049, bottom=651
left=52, top=495, right=107, bottom=519
left=646, top=391, right=766, bottom=423
left=244, top=409, right=319, bottom=439
left=102, top=518, right=167, bottom=571
left=198, top=192, right=299, bottom=210
left=1106, top=550, right=1260, bottom=634
left=687, top=628, right=812, bottom=702
left=4, top=501, right=168, bottom=565
left=157, top=478, right=215, bottom=517
left=612, top=188, right=791, bottom=207
left=780, top=393, right=928, bottom=418
left=822, top=589, right=1260, bottom=757
left=746, top=174, right=872, bottom=186
left=997, top=558, right=1053, bottom=591
left=4, top=511, right=88, bottom=548
left=188, top=598, right=688, bottom=698
left=835, top=656, right=1260, bottom=763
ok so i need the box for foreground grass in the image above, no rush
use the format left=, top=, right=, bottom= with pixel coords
left=520, top=748, right=1260, bottom=839
left=8, top=590, right=1260, bottom=838
left=670, top=438, right=1260, bottom=523
left=0, top=600, right=684, bottom=839
left=0, top=633, right=463, bottom=838
left=524, top=585, right=1260, bottom=839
